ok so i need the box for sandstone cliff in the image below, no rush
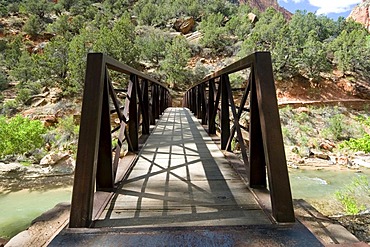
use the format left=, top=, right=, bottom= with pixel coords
left=348, top=0, right=370, bottom=32
left=239, top=0, right=292, bottom=19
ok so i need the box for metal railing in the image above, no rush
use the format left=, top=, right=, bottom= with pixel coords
left=69, top=53, right=171, bottom=227
left=183, top=52, right=295, bottom=223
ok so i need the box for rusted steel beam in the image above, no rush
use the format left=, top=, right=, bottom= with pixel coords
left=192, top=87, right=197, bottom=114
left=160, top=87, right=166, bottom=114
left=104, top=55, right=166, bottom=88
left=208, top=79, right=216, bottom=134
left=128, top=74, right=139, bottom=152
left=196, top=85, right=202, bottom=119
left=150, top=84, right=156, bottom=125
left=226, top=76, right=251, bottom=152
left=220, top=75, right=231, bottom=151
left=154, top=85, right=160, bottom=119
left=253, top=52, right=294, bottom=223
left=70, top=53, right=105, bottom=228
left=141, top=79, right=150, bottom=135
left=225, top=76, right=249, bottom=169
left=96, top=71, right=113, bottom=190
left=200, top=84, right=207, bottom=125
left=249, top=70, right=266, bottom=188
left=210, top=81, right=221, bottom=135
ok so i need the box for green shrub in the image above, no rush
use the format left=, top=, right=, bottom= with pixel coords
left=50, top=115, right=79, bottom=155
left=161, top=35, right=191, bottom=89
left=340, top=134, right=370, bottom=153
left=0, top=100, right=18, bottom=116
left=322, top=114, right=346, bottom=140
left=0, top=70, right=8, bottom=90
left=15, top=88, right=32, bottom=104
left=23, top=15, right=44, bottom=37
left=8, top=3, right=19, bottom=14
left=137, top=28, right=169, bottom=65
left=335, top=175, right=369, bottom=215
left=200, top=12, right=230, bottom=51
left=355, top=115, right=370, bottom=127
left=0, top=115, right=46, bottom=157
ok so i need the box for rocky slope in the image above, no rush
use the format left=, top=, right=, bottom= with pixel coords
left=348, top=0, right=370, bottom=31
left=239, top=0, right=292, bottom=19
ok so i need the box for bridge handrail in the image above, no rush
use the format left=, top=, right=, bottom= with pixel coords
left=182, top=52, right=295, bottom=223
left=69, top=53, right=171, bottom=228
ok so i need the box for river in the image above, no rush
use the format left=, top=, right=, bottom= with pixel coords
left=0, top=169, right=369, bottom=241
left=0, top=187, right=72, bottom=240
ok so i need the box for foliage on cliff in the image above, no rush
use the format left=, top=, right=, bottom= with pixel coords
left=0, top=0, right=369, bottom=114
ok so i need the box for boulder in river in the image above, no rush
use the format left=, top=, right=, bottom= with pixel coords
left=40, top=152, right=75, bottom=174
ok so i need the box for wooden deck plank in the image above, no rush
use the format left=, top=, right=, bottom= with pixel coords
left=94, top=107, right=271, bottom=228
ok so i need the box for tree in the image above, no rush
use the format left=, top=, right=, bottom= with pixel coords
left=94, top=14, right=139, bottom=66
left=4, top=36, right=22, bottom=69
left=69, top=0, right=95, bottom=18
left=137, top=28, right=169, bottom=64
left=299, top=31, right=330, bottom=80
left=161, top=35, right=191, bottom=89
left=203, top=0, right=236, bottom=17
left=0, top=69, right=8, bottom=90
left=226, top=3, right=253, bottom=40
left=135, top=2, right=159, bottom=26
left=330, top=29, right=370, bottom=74
left=67, top=30, right=93, bottom=96
left=103, top=0, right=130, bottom=18
left=239, top=8, right=292, bottom=78
left=47, top=14, right=71, bottom=38
left=11, top=51, right=39, bottom=86
left=23, top=15, right=44, bottom=37
left=11, top=51, right=41, bottom=103
left=200, top=12, right=230, bottom=51
left=39, top=36, right=69, bottom=86
left=24, top=0, right=53, bottom=18
left=7, top=3, right=20, bottom=14
left=59, top=0, right=75, bottom=11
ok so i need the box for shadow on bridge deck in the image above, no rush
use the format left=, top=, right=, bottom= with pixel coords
left=94, top=107, right=270, bottom=228
left=50, top=107, right=323, bottom=246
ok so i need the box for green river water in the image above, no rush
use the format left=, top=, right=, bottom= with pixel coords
left=0, top=169, right=369, bottom=240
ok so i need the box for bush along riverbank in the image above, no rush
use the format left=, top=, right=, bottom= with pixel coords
left=278, top=105, right=370, bottom=244
left=279, top=105, right=370, bottom=170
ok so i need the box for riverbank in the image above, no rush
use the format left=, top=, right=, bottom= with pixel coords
left=0, top=162, right=73, bottom=242
left=1, top=163, right=369, bottom=245
left=3, top=182, right=368, bottom=246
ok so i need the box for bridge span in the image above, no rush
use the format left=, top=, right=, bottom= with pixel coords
left=49, top=52, right=324, bottom=246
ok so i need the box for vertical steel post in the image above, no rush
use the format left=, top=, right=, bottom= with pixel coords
left=96, top=71, right=113, bottom=190
left=154, top=85, right=160, bottom=119
left=201, top=83, right=207, bottom=125
left=128, top=74, right=138, bottom=152
left=220, top=75, right=230, bottom=151
left=192, top=87, right=197, bottom=114
left=142, top=79, right=150, bottom=134
left=253, top=52, right=294, bottom=223
left=70, top=53, right=105, bottom=228
left=197, top=85, right=202, bottom=119
left=249, top=70, right=267, bottom=188
left=208, top=79, right=216, bottom=134
left=160, top=87, right=166, bottom=114
left=150, top=83, right=156, bottom=125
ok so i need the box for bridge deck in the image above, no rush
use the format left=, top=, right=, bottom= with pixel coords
left=50, top=107, right=324, bottom=246
left=94, top=107, right=271, bottom=228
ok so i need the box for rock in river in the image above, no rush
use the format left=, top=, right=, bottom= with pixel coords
left=40, top=152, right=75, bottom=174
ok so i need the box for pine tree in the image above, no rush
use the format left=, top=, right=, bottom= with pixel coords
left=161, top=35, right=191, bottom=89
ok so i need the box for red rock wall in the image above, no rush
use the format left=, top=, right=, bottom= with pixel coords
left=239, top=0, right=292, bottom=19
left=348, top=0, right=370, bottom=32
